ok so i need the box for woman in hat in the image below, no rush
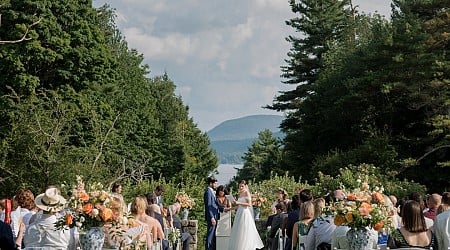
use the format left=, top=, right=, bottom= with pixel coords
left=23, top=187, right=71, bottom=249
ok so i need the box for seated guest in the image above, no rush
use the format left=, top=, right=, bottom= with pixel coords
left=304, top=198, right=336, bottom=250
left=424, top=193, right=441, bottom=221
left=434, top=192, right=450, bottom=250
left=409, top=192, right=433, bottom=229
left=168, top=203, right=192, bottom=250
left=130, top=195, right=165, bottom=247
left=388, top=200, right=437, bottom=249
left=0, top=220, right=15, bottom=249
left=269, top=202, right=287, bottom=250
left=23, top=187, right=71, bottom=249
left=437, top=192, right=450, bottom=215
left=284, top=194, right=300, bottom=250
left=292, top=201, right=314, bottom=250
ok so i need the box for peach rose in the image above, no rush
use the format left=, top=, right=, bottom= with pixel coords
left=373, top=192, right=384, bottom=204
left=78, top=192, right=90, bottom=202
left=334, top=214, right=345, bottom=226
left=100, top=207, right=114, bottom=221
left=345, top=212, right=354, bottom=223
left=347, top=193, right=356, bottom=201
left=358, top=202, right=372, bottom=216
left=373, top=221, right=384, bottom=231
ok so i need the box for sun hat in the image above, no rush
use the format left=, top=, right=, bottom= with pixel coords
left=34, top=187, right=66, bottom=212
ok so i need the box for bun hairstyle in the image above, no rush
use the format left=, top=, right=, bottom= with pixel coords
left=239, top=180, right=247, bottom=185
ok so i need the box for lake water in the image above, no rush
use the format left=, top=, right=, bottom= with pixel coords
left=216, top=164, right=243, bottom=185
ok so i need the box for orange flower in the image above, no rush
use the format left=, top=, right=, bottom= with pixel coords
left=373, top=192, right=384, bottom=204
left=345, top=212, right=354, bottom=223
left=78, top=192, right=90, bottom=202
left=359, top=202, right=372, bottom=216
left=82, top=203, right=93, bottom=214
left=100, top=207, right=114, bottom=221
left=334, top=214, right=345, bottom=226
left=347, top=193, right=356, bottom=201
left=65, top=213, right=73, bottom=225
left=373, top=221, right=384, bottom=231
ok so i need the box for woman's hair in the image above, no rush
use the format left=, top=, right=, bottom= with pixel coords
left=300, top=201, right=315, bottom=221
left=437, top=204, right=450, bottom=215
left=442, top=192, right=450, bottom=205
left=146, top=192, right=157, bottom=205
left=401, top=200, right=427, bottom=233
left=313, top=198, right=325, bottom=218
left=216, top=185, right=229, bottom=196
left=239, top=180, right=247, bottom=185
left=130, top=195, right=148, bottom=215
left=14, top=189, right=35, bottom=210
left=111, top=182, right=121, bottom=193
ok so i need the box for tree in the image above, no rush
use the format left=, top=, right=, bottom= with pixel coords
left=235, top=129, right=283, bottom=183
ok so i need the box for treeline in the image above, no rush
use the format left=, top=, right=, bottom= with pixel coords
left=237, top=0, right=449, bottom=192
left=0, top=1, right=217, bottom=197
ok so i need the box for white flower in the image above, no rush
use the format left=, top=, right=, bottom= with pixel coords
left=80, top=216, right=85, bottom=222
left=357, top=179, right=361, bottom=183
left=92, top=209, right=99, bottom=216
left=76, top=222, right=83, bottom=228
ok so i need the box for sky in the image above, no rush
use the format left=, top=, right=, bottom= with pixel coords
left=92, top=0, right=391, bottom=132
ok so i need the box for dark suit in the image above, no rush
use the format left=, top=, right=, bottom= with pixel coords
left=204, top=187, right=220, bottom=250
left=171, top=215, right=192, bottom=250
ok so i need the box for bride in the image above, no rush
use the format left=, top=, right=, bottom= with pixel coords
left=228, top=180, right=264, bottom=250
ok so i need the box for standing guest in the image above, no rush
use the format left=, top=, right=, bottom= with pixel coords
left=424, top=193, right=441, bottom=221
left=216, top=185, right=232, bottom=211
left=437, top=192, right=450, bottom=215
left=10, top=189, right=34, bottom=241
left=111, top=182, right=127, bottom=213
left=271, top=188, right=289, bottom=214
left=269, top=202, right=286, bottom=250
left=154, top=185, right=165, bottom=211
left=23, top=187, right=70, bottom=249
left=292, top=201, right=314, bottom=250
left=284, top=194, right=300, bottom=250
left=0, top=199, right=6, bottom=222
left=408, top=192, right=434, bottom=229
left=204, top=176, right=220, bottom=250
left=434, top=192, right=450, bottom=249
left=388, top=200, right=437, bottom=249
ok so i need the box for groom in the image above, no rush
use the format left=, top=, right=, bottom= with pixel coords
left=204, top=176, right=221, bottom=250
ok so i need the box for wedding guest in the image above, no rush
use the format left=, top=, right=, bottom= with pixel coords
left=387, top=200, right=437, bottom=249
left=130, top=195, right=165, bottom=246
left=292, top=201, right=314, bottom=250
left=168, top=203, right=192, bottom=250
left=10, top=189, right=34, bottom=241
left=111, top=182, right=127, bottom=214
left=304, top=197, right=336, bottom=250
left=0, top=199, right=6, bottom=222
left=269, top=202, right=286, bottom=250
left=0, top=220, right=15, bottom=250
left=284, top=194, right=300, bottom=250
left=154, top=185, right=165, bottom=211
left=437, top=192, right=450, bottom=215
left=271, top=188, right=289, bottom=214
left=408, top=192, right=434, bottom=229
left=424, top=193, right=441, bottom=221
left=434, top=192, right=450, bottom=249
left=23, top=187, right=71, bottom=249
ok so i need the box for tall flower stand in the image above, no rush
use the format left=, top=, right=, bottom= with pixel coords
left=181, top=208, right=189, bottom=220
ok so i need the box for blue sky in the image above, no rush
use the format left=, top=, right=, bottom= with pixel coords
left=93, top=0, right=391, bottom=132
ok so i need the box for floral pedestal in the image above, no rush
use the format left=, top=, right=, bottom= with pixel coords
left=79, top=227, right=105, bottom=250
left=346, top=228, right=371, bottom=250
left=253, top=207, right=261, bottom=220
left=181, top=208, right=189, bottom=220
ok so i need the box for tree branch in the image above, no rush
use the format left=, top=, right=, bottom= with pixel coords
left=415, top=145, right=450, bottom=164
left=0, top=18, right=41, bottom=44
left=92, top=114, right=120, bottom=169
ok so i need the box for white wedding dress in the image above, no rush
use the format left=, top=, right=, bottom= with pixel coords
left=228, top=196, right=264, bottom=250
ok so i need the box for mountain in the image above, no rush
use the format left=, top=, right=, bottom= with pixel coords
left=207, top=115, right=284, bottom=164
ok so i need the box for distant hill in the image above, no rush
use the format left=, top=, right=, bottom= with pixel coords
left=207, top=115, right=284, bottom=164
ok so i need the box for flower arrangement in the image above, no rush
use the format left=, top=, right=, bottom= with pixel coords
left=251, top=192, right=267, bottom=208
left=56, top=176, right=117, bottom=232
left=330, top=181, right=392, bottom=231
left=175, top=191, right=195, bottom=209
left=167, top=227, right=181, bottom=244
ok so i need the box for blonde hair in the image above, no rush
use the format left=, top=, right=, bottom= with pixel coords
left=300, top=201, right=314, bottom=220
left=313, top=198, right=325, bottom=218
left=131, top=196, right=148, bottom=215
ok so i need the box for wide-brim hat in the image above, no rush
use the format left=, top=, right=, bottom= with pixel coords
left=35, top=187, right=66, bottom=212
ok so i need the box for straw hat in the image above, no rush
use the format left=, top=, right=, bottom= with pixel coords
left=34, top=187, right=66, bottom=212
